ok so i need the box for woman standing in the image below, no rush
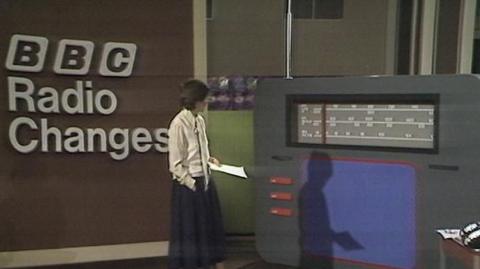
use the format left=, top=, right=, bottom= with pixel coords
left=167, top=80, right=226, bottom=269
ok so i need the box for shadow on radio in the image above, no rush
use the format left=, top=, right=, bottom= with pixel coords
left=298, top=151, right=364, bottom=269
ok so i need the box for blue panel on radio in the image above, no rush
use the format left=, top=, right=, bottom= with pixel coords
left=299, top=158, right=416, bottom=268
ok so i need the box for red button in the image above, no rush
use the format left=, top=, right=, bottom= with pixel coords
left=270, top=177, right=293, bottom=185
left=270, top=207, right=293, bottom=217
left=270, top=192, right=293, bottom=201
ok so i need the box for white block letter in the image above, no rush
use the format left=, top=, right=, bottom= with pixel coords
left=54, top=39, right=94, bottom=75
left=8, top=76, right=35, bottom=112
left=99, top=42, right=137, bottom=77
left=5, top=34, right=48, bottom=72
left=9, top=117, right=39, bottom=153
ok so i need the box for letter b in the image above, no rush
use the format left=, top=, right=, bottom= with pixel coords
left=5, top=34, right=48, bottom=72
left=54, top=39, right=94, bottom=75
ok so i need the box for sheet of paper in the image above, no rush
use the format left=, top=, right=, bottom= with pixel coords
left=436, top=229, right=461, bottom=239
left=209, top=163, right=248, bottom=179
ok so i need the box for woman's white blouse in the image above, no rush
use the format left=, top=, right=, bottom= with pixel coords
left=168, top=109, right=211, bottom=190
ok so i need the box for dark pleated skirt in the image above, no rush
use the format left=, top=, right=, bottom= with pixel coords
left=168, top=176, right=226, bottom=269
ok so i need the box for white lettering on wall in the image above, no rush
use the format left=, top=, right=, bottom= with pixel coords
left=54, top=39, right=95, bottom=75
left=99, top=42, right=137, bottom=77
left=5, top=34, right=49, bottom=72
left=5, top=34, right=169, bottom=160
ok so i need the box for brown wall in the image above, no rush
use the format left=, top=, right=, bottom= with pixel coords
left=207, top=0, right=391, bottom=76
left=293, top=0, right=390, bottom=76
left=0, top=0, right=193, bottom=251
left=207, top=0, right=284, bottom=76
left=435, top=0, right=461, bottom=74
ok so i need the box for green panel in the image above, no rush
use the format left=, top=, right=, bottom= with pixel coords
left=207, top=111, right=254, bottom=234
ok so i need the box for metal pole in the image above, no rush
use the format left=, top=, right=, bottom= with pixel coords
left=409, top=0, right=419, bottom=75
left=285, top=0, right=293, bottom=79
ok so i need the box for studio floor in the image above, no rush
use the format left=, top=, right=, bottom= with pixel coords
left=26, top=237, right=296, bottom=269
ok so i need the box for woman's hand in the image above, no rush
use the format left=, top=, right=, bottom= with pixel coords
left=209, top=157, right=221, bottom=166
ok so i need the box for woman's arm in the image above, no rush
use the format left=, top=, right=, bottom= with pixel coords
left=199, top=115, right=221, bottom=166
left=168, top=123, right=196, bottom=191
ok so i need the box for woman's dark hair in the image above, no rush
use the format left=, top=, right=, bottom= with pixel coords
left=180, top=79, right=210, bottom=110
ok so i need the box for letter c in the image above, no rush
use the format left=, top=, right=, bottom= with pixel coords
left=9, top=117, right=39, bottom=153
